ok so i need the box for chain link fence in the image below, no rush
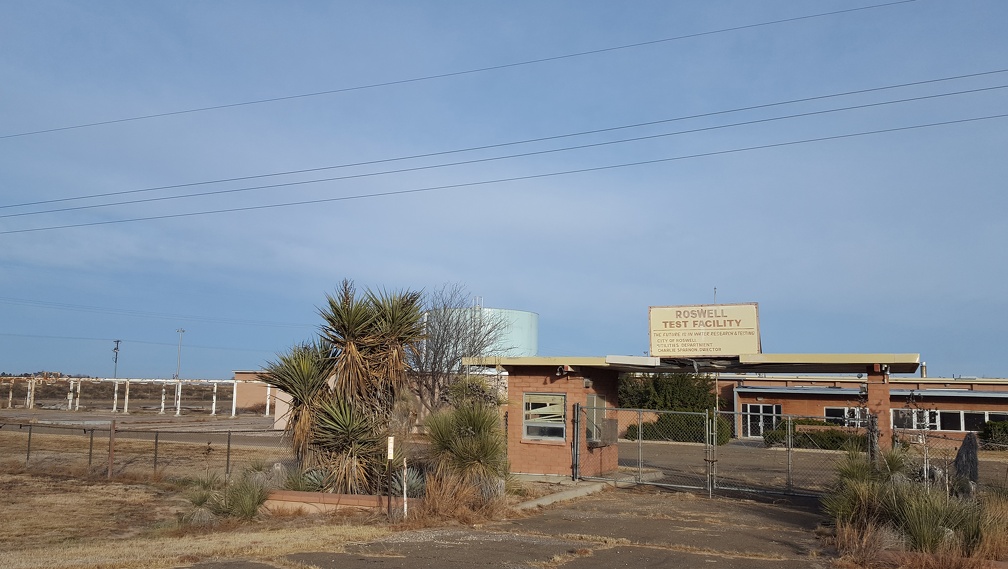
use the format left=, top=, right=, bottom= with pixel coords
left=0, top=420, right=294, bottom=482
left=576, top=406, right=868, bottom=496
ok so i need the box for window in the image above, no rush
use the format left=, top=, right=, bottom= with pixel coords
left=585, top=394, right=606, bottom=442
left=824, top=407, right=866, bottom=428
left=524, top=393, right=566, bottom=440
left=895, top=409, right=1004, bottom=432
left=940, top=411, right=962, bottom=431
left=964, top=412, right=986, bottom=432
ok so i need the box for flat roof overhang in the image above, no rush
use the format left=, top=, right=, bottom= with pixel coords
left=464, top=353, right=920, bottom=375
left=735, top=385, right=1008, bottom=400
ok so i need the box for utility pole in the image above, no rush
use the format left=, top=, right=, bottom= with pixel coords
left=175, top=329, right=185, bottom=380
left=112, top=340, right=121, bottom=413
left=175, top=329, right=185, bottom=417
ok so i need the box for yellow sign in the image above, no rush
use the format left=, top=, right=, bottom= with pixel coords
left=649, top=303, right=761, bottom=357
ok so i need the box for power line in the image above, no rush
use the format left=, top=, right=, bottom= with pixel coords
left=0, top=332, right=277, bottom=354
left=0, top=1, right=918, bottom=141
left=3, top=112, right=1004, bottom=236
left=5, top=77, right=1006, bottom=218
left=0, top=296, right=313, bottom=328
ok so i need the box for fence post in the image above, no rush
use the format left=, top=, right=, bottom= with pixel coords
left=637, top=409, right=643, bottom=483
left=26, top=423, right=32, bottom=466
left=154, top=432, right=160, bottom=473
left=571, top=403, right=581, bottom=481
left=107, top=420, right=116, bottom=479
left=786, top=415, right=793, bottom=494
left=225, top=431, right=232, bottom=484
left=705, top=412, right=712, bottom=498
left=88, top=429, right=95, bottom=469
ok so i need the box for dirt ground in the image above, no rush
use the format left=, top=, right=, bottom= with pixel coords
left=0, top=469, right=832, bottom=569
left=0, top=407, right=835, bottom=569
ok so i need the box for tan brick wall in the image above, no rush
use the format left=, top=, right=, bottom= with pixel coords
left=504, top=366, right=619, bottom=477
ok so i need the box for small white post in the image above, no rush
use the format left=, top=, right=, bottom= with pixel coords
left=231, top=380, right=238, bottom=418
left=67, top=379, right=75, bottom=410
left=7, top=379, right=12, bottom=409
left=174, top=381, right=181, bottom=417
left=112, top=381, right=119, bottom=413
left=123, top=380, right=130, bottom=414
left=75, top=380, right=81, bottom=411
left=403, top=458, right=408, bottom=519
left=265, top=385, right=271, bottom=417
left=28, top=378, right=36, bottom=409
left=159, top=384, right=166, bottom=414
left=211, top=383, right=218, bottom=416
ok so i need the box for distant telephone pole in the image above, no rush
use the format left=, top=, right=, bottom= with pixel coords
left=174, top=329, right=185, bottom=379
left=112, top=340, right=121, bottom=378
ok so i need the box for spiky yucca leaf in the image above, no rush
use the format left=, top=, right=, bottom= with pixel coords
left=261, top=340, right=331, bottom=465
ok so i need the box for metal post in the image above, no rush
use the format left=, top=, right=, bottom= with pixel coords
left=786, top=416, right=794, bottom=494
left=88, top=429, right=95, bottom=469
left=112, top=381, right=119, bottom=413
left=160, top=384, right=166, bottom=415
left=705, top=413, right=712, bottom=497
left=576, top=399, right=584, bottom=480
left=231, top=381, right=238, bottom=417
left=107, top=420, right=116, bottom=479
left=26, top=424, right=32, bottom=466
left=67, top=379, right=75, bottom=411
left=75, top=380, right=81, bottom=411
left=265, top=385, right=271, bottom=417
left=154, top=432, right=159, bottom=473
left=211, top=383, right=217, bottom=416
left=7, top=379, right=12, bottom=408
left=225, top=431, right=232, bottom=483
left=637, top=409, right=643, bottom=483
left=175, top=381, right=181, bottom=417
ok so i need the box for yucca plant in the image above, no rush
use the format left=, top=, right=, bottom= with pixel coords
left=319, top=279, right=378, bottom=407
left=425, top=404, right=508, bottom=505
left=891, top=485, right=972, bottom=553
left=261, top=339, right=332, bottom=466
left=368, top=287, right=424, bottom=418
left=391, top=465, right=426, bottom=499
left=311, top=398, right=383, bottom=494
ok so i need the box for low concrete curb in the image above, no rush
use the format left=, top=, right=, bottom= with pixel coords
left=514, top=482, right=609, bottom=510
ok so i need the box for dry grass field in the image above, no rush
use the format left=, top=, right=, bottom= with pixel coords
left=0, top=470, right=390, bottom=569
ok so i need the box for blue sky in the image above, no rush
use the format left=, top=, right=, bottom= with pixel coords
left=1, top=1, right=1006, bottom=379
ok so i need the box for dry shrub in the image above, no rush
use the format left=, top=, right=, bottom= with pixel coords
left=833, top=521, right=899, bottom=568
left=412, top=471, right=505, bottom=524
left=886, top=551, right=990, bottom=569
left=975, top=490, right=1008, bottom=560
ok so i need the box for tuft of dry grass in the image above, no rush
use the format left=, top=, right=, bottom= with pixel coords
left=831, top=521, right=895, bottom=568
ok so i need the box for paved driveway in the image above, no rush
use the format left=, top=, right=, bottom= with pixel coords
left=186, top=487, right=832, bottom=569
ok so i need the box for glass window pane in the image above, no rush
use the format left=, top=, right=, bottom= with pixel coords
left=893, top=410, right=913, bottom=429
left=964, top=412, right=986, bottom=431
left=940, top=411, right=962, bottom=431
left=825, top=408, right=845, bottom=425
left=989, top=413, right=1008, bottom=423
left=524, top=393, right=565, bottom=440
